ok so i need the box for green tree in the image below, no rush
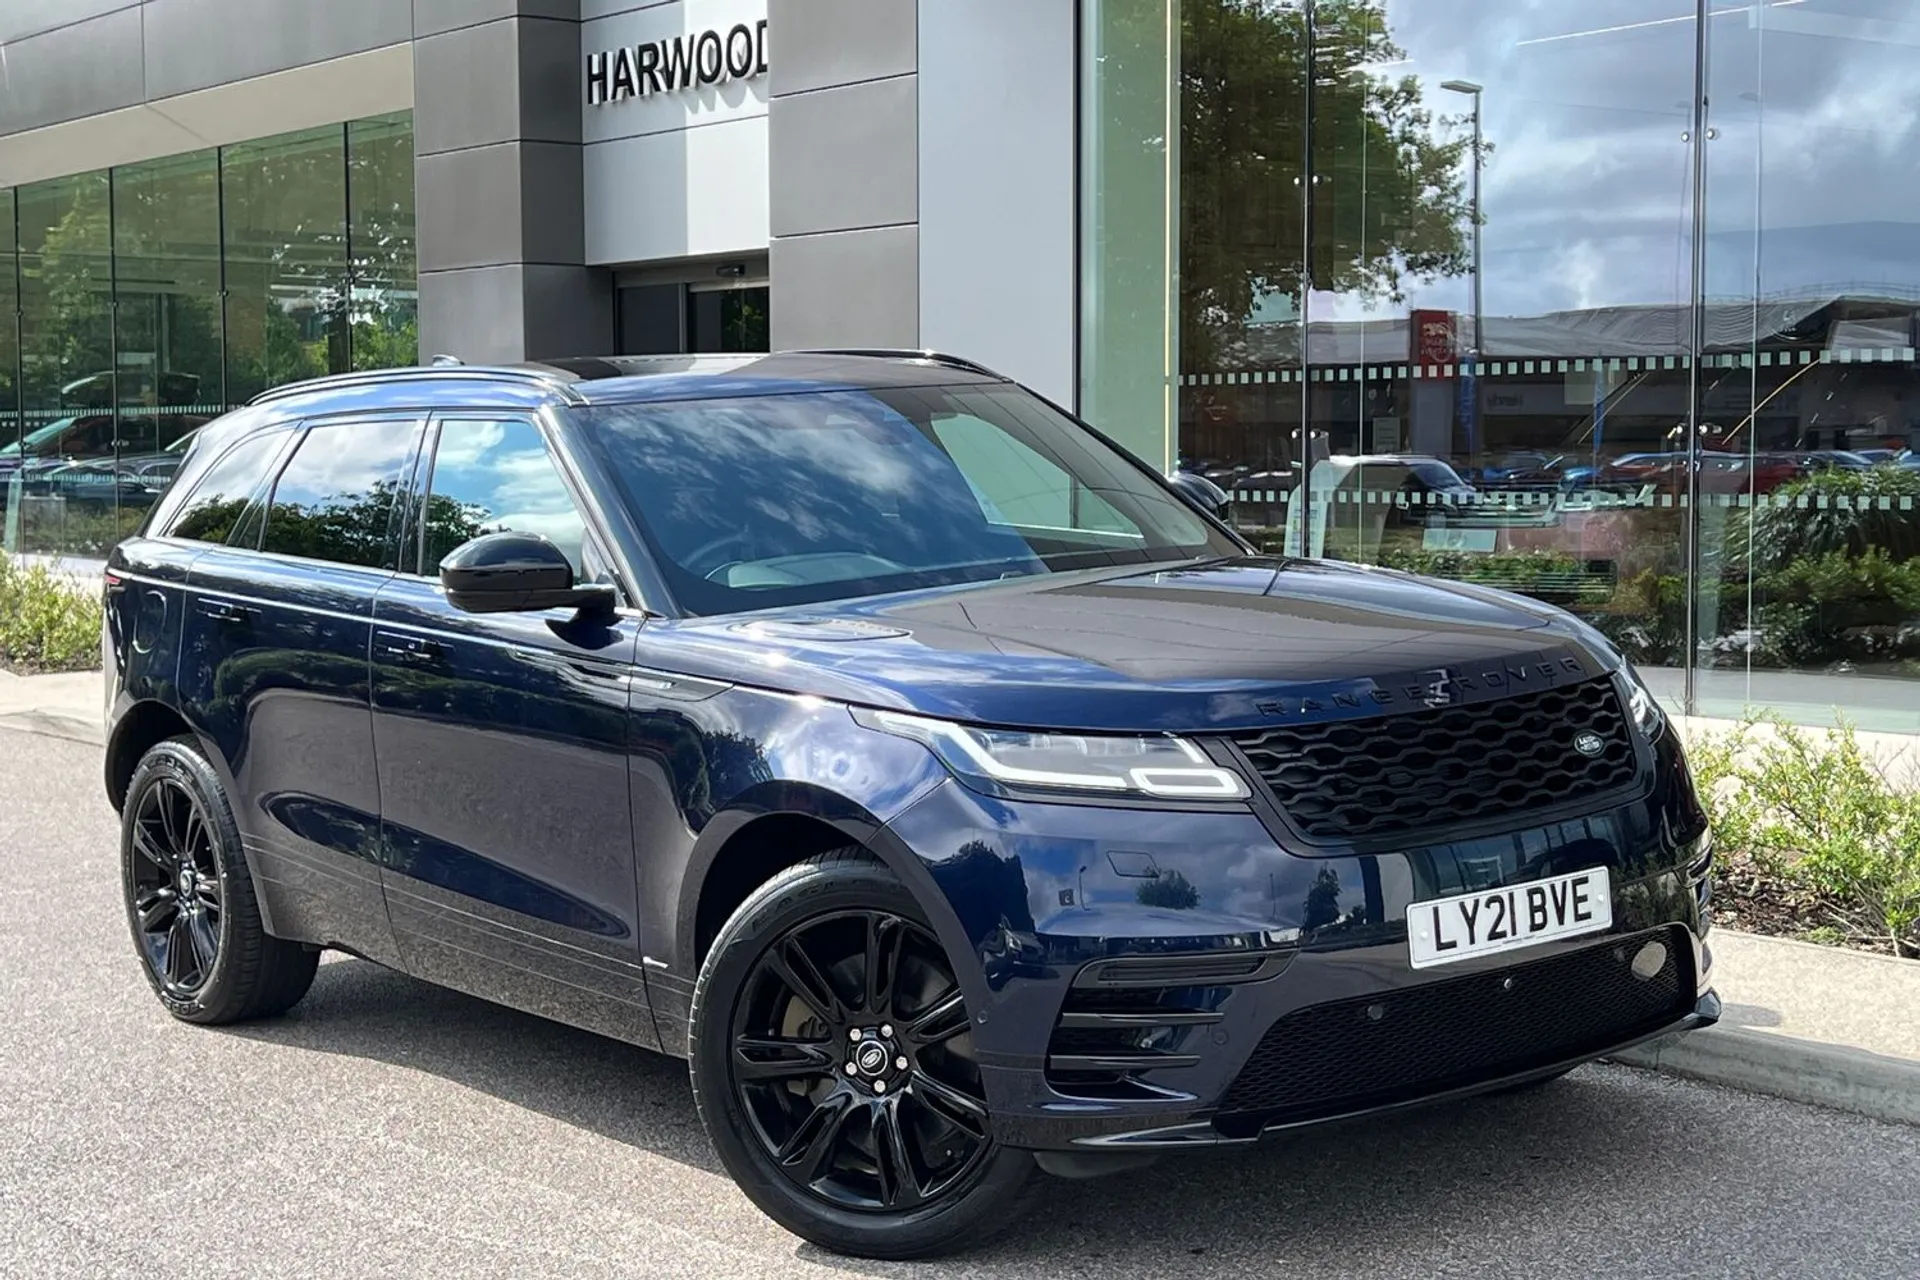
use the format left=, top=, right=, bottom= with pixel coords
left=1181, top=0, right=1479, bottom=370
left=1135, top=869, right=1201, bottom=910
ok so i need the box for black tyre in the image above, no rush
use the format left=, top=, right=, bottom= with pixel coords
left=121, top=736, right=318, bottom=1024
left=689, top=849, right=1032, bottom=1260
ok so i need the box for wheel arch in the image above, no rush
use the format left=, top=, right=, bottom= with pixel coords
left=678, top=780, right=977, bottom=1002
left=105, top=699, right=200, bottom=812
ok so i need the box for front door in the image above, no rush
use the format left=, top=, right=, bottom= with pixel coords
left=370, top=415, right=656, bottom=1048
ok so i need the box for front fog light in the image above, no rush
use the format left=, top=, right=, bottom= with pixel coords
left=854, top=709, right=1251, bottom=802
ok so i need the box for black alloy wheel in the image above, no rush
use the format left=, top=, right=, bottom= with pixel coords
left=690, top=851, right=1032, bottom=1259
left=731, top=908, right=989, bottom=1213
left=120, top=737, right=318, bottom=1024
left=129, top=774, right=224, bottom=996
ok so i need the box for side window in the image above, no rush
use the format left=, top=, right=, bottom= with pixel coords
left=419, top=418, right=589, bottom=580
left=930, top=414, right=1139, bottom=536
left=260, top=419, right=421, bottom=570
left=165, top=430, right=289, bottom=545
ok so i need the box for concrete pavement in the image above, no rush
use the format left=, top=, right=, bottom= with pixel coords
left=4, top=727, right=1917, bottom=1279
left=0, top=668, right=102, bottom=746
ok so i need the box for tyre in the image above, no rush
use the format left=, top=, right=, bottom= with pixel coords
left=121, top=735, right=318, bottom=1024
left=689, top=849, right=1032, bottom=1260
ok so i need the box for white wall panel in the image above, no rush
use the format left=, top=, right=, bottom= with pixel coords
left=585, top=115, right=770, bottom=264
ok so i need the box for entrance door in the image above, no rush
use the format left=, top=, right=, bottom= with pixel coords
left=616, top=280, right=769, bottom=355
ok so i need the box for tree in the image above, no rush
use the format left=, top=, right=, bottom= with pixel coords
left=1180, top=0, right=1480, bottom=370
left=1135, top=869, right=1201, bottom=910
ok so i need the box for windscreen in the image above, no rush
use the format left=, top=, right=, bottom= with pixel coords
left=578, top=383, right=1236, bottom=615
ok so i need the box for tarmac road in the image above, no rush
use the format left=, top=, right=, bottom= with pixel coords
left=3, top=728, right=1916, bottom=1279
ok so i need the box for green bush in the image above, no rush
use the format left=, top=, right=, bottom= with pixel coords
left=0, top=555, right=103, bottom=674
left=1739, top=465, right=1920, bottom=571
left=1687, top=715, right=1920, bottom=958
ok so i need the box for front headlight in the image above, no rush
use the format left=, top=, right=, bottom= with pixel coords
left=853, top=709, right=1251, bottom=802
left=1621, top=662, right=1665, bottom=741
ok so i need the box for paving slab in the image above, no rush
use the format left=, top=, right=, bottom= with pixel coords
left=0, top=669, right=104, bottom=746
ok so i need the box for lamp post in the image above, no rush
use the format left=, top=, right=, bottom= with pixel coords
left=1441, top=79, right=1483, bottom=465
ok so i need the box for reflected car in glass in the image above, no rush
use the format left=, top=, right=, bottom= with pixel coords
left=101, top=351, right=1718, bottom=1260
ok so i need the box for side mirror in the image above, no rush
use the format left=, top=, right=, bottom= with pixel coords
left=440, top=531, right=616, bottom=617
left=1167, top=469, right=1231, bottom=519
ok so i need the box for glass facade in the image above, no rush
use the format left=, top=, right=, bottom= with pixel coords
left=0, top=112, right=416, bottom=560
left=1083, top=0, right=1920, bottom=732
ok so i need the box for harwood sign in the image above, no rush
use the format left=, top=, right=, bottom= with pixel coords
left=586, top=21, right=769, bottom=105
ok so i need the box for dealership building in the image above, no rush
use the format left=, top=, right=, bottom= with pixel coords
left=2, top=0, right=1918, bottom=734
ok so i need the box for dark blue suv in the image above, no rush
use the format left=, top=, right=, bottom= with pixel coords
left=103, top=352, right=1717, bottom=1259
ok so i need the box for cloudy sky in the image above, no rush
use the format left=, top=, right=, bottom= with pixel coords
left=1303, top=0, right=1920, bottom=325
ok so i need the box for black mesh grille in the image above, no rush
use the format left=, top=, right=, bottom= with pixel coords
left=1232, top=676, right=1638, bottom=842
left=1214, top=928, right=1692, bottom=1128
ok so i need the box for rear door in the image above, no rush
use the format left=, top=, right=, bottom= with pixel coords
left=370, top=414, right=655, bottom=1047
left=179, top=414, right=424, bottom=967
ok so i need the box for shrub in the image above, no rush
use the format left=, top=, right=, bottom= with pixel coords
left=0, top=555, right=103, bottom=674
left=1687, top=715, right=1920, bottom=958
left=1738, top=464, right=1920, bottom=571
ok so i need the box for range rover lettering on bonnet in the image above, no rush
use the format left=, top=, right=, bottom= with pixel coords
left=1255, top=655, right=1588, bottom=719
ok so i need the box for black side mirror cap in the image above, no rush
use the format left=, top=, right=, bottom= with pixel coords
left=1167, top=469, right=1231, bottom=519
left=440, top=531, right=616, bottom=618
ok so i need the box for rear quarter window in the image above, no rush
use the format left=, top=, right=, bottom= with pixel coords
left=161, top=429, right=292, bottom=545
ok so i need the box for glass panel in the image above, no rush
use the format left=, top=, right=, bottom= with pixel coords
left=1177, top=0, right=1308, bottom=551
left=223, top=125, right=350, bottom=405
left=166, top=429, right=290, bottom=545
left=347, top=112, right=418, bottom=372
left=687, top=286, right=769, bottom=353
left=1081, top=0, right=1183, bottom=470
left=1693, top=1, right=1920, bottom=731
left=9, top=171, right=116, bottom=558
left=260, top=419, right=419, bottom=569
left=0, top=188, right=19, bottom=534
left=422, top=419, right=586, bottom=577
left=112, top=149, right=225, bottom=547
left=1219, top=0, right=1699, bottom=710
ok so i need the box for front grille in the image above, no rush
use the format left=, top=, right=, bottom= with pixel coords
left=1232, top=675, right=1638, bottom=842
left=1213, top=927, right=1692, bottom=1131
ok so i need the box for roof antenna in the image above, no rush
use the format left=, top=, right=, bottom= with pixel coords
left=429, top=353, right=464, bottom=367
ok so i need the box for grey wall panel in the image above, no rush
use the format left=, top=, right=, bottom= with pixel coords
left=919, top=0, right=1075, bottom=406
left=0, top=7, right=145, bottom=135
left=769, top=224, right=918, bottom=349
left=522, top=263, right=614, bottom=358
left=766, top=0, right=915, bottom=98
left=413, top=19, right=524, bottom=156
left=142, top=0, right=410, bottom=100
left=519, top=142, right=587, bottom=264
left=0, top=0, right=136, bottom=46
left=517, top=16, right=584, bottom=147
left=416, top=144, right=529, bottom=273
left=418, top=266, right=532, bottom=365
left=413, top=0, right=578, bottom=38
left=768, top=75, right=917, bottom=238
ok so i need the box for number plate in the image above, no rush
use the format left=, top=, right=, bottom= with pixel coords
left=1407, top=867, right=1612, bottom=970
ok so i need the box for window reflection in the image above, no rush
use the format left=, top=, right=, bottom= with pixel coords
left=169, top=430, right=289, bottom=546
left=422, top=420, right=587, bottom=576
left=260, top=421, right=420, bottom=570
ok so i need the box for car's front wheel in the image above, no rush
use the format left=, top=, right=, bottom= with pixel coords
left=689, top=850, right=1032, bottom=1260
left=121, top=736, right=317, bottom=1024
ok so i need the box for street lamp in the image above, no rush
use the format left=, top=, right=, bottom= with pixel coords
left=1441, top=79, right=1483, bottom=464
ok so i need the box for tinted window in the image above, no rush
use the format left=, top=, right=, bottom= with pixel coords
left=420, top=419, right=588, bottom=578
left=260, top=419, right=420, bottom=569
left=165, top=430, right=288, bottom=545
left=581, top=383, right=1234, bottom=615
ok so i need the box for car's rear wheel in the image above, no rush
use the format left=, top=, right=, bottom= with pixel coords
left=121, top=736, right=317, bottom=1024
left=689, top=850, right=1032, bottom=1260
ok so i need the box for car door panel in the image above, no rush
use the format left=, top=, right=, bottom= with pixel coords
left=371, top=414, right=657, bottom=1049
left=179, top=548, right=402, bottom=966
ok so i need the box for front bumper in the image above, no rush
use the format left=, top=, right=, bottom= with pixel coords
left=879, top=730, right=1715, bottom=1153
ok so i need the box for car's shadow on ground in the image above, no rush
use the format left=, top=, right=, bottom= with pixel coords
left=230, top=955, right=1721, bottom=1277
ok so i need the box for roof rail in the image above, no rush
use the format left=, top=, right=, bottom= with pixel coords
left=787, top=348, right=1011, bottom=381
left=246, top=363, right=588, bottom=407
